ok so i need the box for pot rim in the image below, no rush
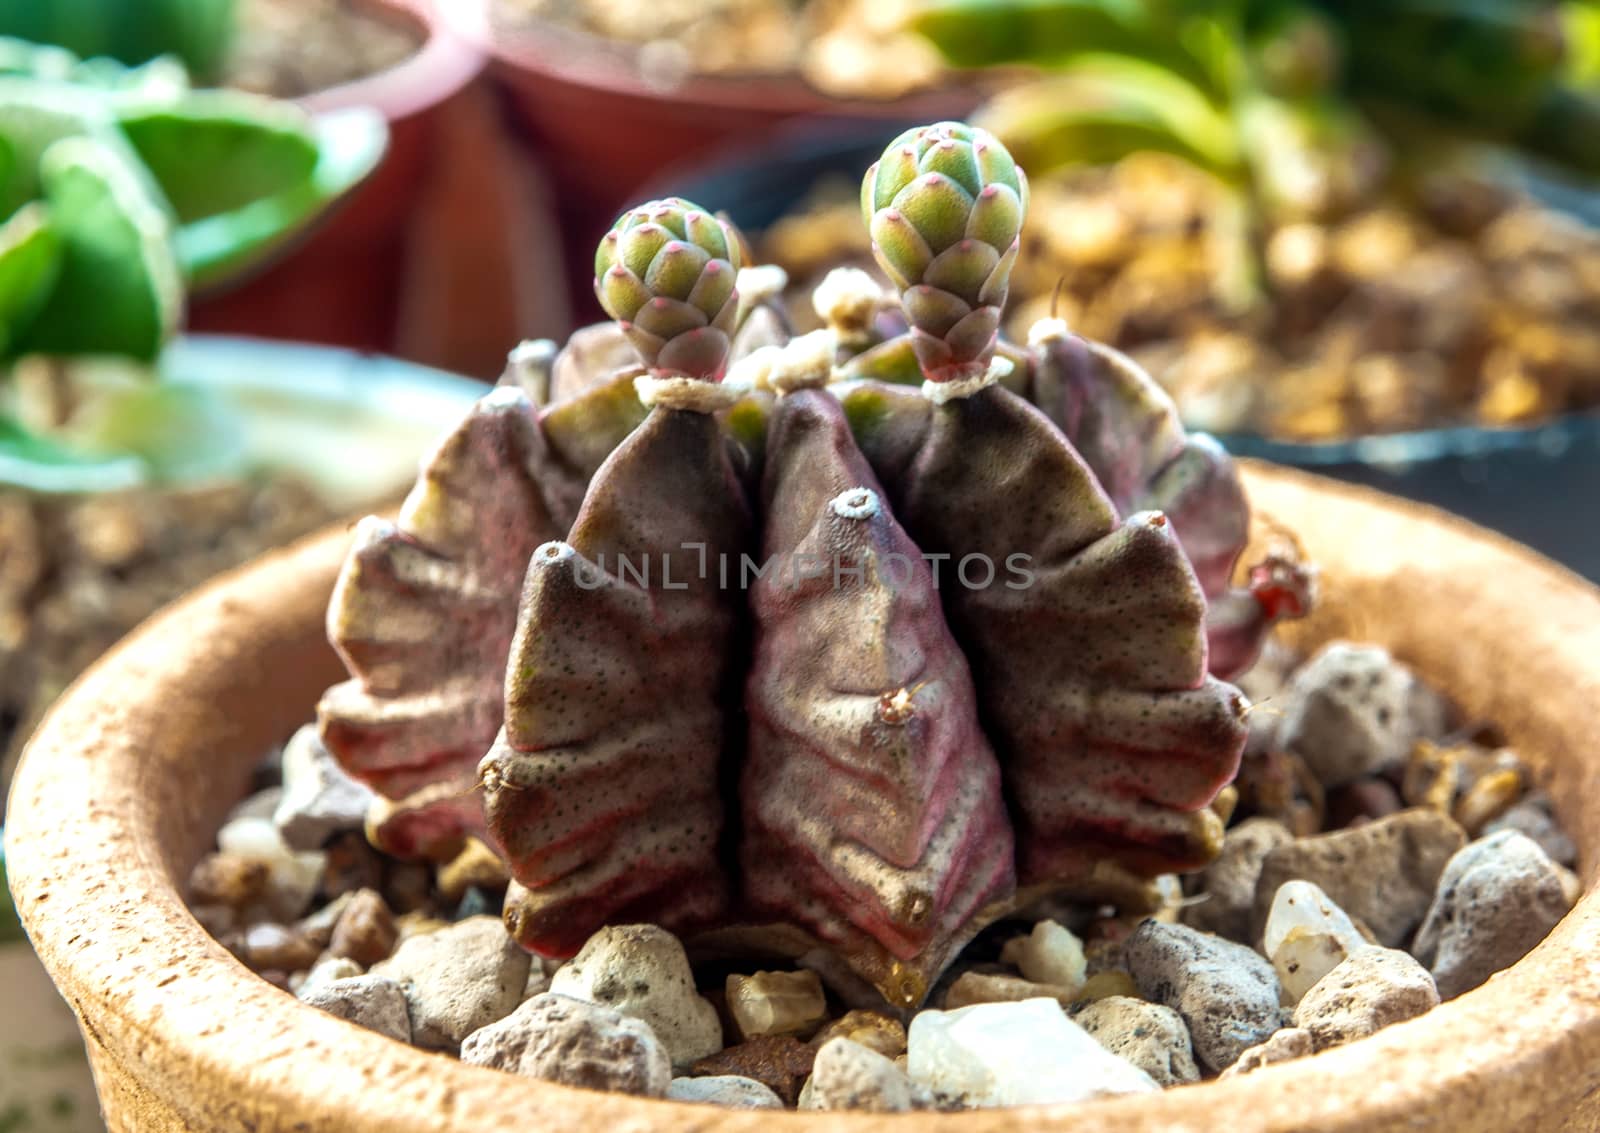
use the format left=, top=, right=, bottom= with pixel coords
left=298, top=0, right=484, bottom=122
left=6, top=463, right=1600, bottom=1132
left=439, top=2, right=974, bottom=120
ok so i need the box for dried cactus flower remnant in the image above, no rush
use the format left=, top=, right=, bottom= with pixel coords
left=321, top=127, right=1312, bottom=1004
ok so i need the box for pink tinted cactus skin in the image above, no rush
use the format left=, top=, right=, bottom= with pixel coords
left=742, top=390, right=1015, bottom=1004
left=321, top=129, right=1312, bottom=1003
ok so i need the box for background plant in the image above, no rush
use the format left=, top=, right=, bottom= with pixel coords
left=0, top=36, right=385, bottom=492
left=0, top=0, right=235, bottom=84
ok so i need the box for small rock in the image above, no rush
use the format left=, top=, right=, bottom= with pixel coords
left=1253, top=808, right=1467, bottom=946
left=298, top=955, right=363, bottom=994
left=372, top=915, right=530, bottom=1051
left=216, top=813, right=325, bottom=920
left=300, top=975, right=411, bottom=1043
left=297, top=891, right=355, bottom=949
left=805, top=1037, right=916, bottom=1112
left=1484, top=795, right=1577, bottom=867
left=811, top=1010, right=906, bottom=1059
left=1074, top=996, right=1199, bottom=1087
left=1077, top=970, right=1139, bottom=1002
left=1293, top=946, right=1438, bottom=1050
left=691, top=1036, right=815, bottom=1106
left=1263, top=880, right=1369, bottom=1003
left=998, top=920, right=1087, bottom=993
left=242, top=923, right=320, bottom=972
left=319, top=831, right=385, bottom=899
left=1413, top=830, right=1577, bottom=998
left=1123, top=920, right=1284, bottom=1074
left=273, top=725, right=375, bottom=851
left=667, top=1075, right=784, bottom=1109
left=188, top=853, right=270, bottom=908
left=383, top=861, right=433, bottom=914
left=726, top=970, right=828, bottom=1040
left=461, top=993, right=670, bottom=1097
left=1325, top=778, right=1403, bottom=830
left=550, top=925, right=722, bottom=1069
left=437, top=837, right=509, bottom=902
left=1220, top=1027, right=1314, bottom=1078
left=1453, top=768, right=1523, bottom=834
left=328, top=889, right=398, bottom=967
left=943, top=971, right=1076, bottom=1010
left=907, top=998, right=1158, bottom=1107
left=1278, top=643, right=1423, bottom=787
left=1183, top=817, right=1294, bottom=940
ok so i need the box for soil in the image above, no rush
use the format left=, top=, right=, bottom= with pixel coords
left=0, top=475, right=339, bottom=798
left=763, top=157, right=1600, bottom=441
left=226, top=0, right=423, bottom=99
left=488, top=0, right=944, bottom=101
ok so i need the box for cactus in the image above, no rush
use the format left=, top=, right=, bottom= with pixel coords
left=320, top=124, right=1313, bottom=1005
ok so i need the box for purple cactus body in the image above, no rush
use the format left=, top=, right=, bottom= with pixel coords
left=742, top=390, right=1015, bottom=1004
left=481, top=407, right=751, bottom=954
left=320, top=149, right=1314, bottom=1002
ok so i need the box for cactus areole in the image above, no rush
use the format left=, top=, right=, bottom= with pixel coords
left=320, top=122, right=1313, bottom=1006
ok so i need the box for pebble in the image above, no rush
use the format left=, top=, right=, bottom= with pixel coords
left=1078, top=970, right=1139, bottom=1002
left=319, top=831, right=385, bottom=899
left=726, top=970, right=828, bottom=1040
left=998, top=920, right=1087, bottom=993
left=1183, top=817, right=1294, bottom=940
left=691, top=1036, right=815, bottom=1106
left=328, top=888, right=398, bottom=967
left=437, top=838, right=509, bottom=902
left=1123, top=920, right=1284, bottom=1074
left=1262, top=880, right=1369, bottom=1003
left=1453, top=768, right=1523, bottom=834
left=300, top=975, right=412, bottom=1043
left=549, top=925, right=722, bottom=1070
left=298, top=955, right=362, bottom=994
left=1413, top=830, right=1577, bottom=999
left=1253, top=808, right=1467, bottom=946
left=667, top=1075, right=784, bottom=1109
left=297, top=891, right=354, bottom=949
left=908, top=998, right=1158, bottom=1107
left=811, top=1010, right=906, bottom=1059
left=460, top=993, right=670, bottom=1097
left=804, top=1037, right=917, bottom=1112
left=242, top=923, right=320, bottom=972
left=1074, top=996, right=1200, bottom=1086
left=188, top=853, right=270, bottom=908
left=1484, top=795, right=1577, bottom=867
left=371, top=915, right=530, bottom=1051
left=273, top=724, right=374, bottom=851
left=1292, top=946, right=1439, bottom=1050
left=943, top=970, right=1077, bottom=1009
left=1220, top=1026, right=1314, bottom=1078
left=216, top=813, right=325, bottom=921
left=1277, top=643, right=1426, bottom=787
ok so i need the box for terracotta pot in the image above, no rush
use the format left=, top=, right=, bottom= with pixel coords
left=188, top=0, right=557, bottom=377
left=6, top=464, right=1600, bottom=1132
left=441, top=3, right=978, bottom=320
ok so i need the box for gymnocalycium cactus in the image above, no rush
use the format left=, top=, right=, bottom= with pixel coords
left=320, top=122, right=1313, bottom=1005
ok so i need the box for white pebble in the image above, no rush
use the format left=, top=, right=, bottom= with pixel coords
left=272, top=724, right=375, bottom=851
left=1292, top=946, right=1439, bottom=1050
left=462, top=993, right=670, bottom=1096
left=726, top=970, right=827, bottom=1039
left=804, top=1038, right=916, bottom=1112
left=667, top=1075, right=784, bottom=1109
left=549, top=924, right=722, bottom=1070
left=1263, top=880, right=1369, bottom=1003
left=907, top=998, right=1158, bottom=1108
left=999, top=920, right=1087, bottom=994
left=300, top=975, right=411, bottom=1044
left=371, top=916, right=530, bottom=1051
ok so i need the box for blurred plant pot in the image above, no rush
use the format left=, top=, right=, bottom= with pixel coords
left=0, top=335, right=487, bottom=802
left=652, top=125, right=1600, bottom=583
left=440, top=4, right=977, bottom=319
left=188, top=0, right=560, bottom=378
left=1, top=831, right=99, bottom=1133
left=7, top=465, right=1600, bottom=1132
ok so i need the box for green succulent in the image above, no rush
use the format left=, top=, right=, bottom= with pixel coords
left=0, top=37, right=387, bottom=493
left=594, top=197, right=743, bottom=381
left=0, top=0, right=236, bottom=84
